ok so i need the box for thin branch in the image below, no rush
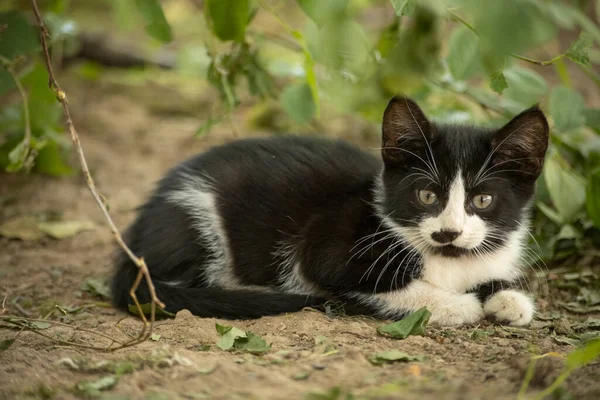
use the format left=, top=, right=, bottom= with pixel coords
left=0, top=55, right=32, bottom=166
left=29, top=0, right=163, bottom=347
left=0, top=286, right=7, bottom=316
left=0, top=316, right=125, bottom=348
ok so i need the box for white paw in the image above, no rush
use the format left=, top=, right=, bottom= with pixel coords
left=483, top=290, right=534, bottom=326
left=428, top=293, right=485, bottom=327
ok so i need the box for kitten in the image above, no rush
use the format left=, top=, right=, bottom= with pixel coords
left=111, top=97, right=549, bottom=326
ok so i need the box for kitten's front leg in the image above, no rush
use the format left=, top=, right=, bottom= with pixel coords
left=365, top=280, right=484, bottom=326
left=471, top=280, right=535, bottom=326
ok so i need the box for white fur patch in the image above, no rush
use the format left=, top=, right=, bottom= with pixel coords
left=273, top=241, right=321, bottom=295
left=419, top=172, right=487, bottom=249
left=420, top=226, right=526, bottom=293
left=166, top=172, right=240, bottom=289
left=353, top=280, right=484, bottom=326
left=484, top=289, right=535, bottom=326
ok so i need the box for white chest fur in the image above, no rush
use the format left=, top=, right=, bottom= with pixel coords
left=420, top=226, right=526, bottom=293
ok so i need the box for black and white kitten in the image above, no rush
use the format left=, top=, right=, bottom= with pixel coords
left=111, top=97, right=549, bottom=326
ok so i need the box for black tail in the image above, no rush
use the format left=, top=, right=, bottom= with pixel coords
left=111, top=265, right=325, bottom=319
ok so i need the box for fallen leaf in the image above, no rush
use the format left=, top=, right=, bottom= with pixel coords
left=75, top=376, right=117, bottom=397
left=81, top=278, right=111, bottom=300
left=0, top=339, right=15, bottom=351
left=0, top=216, right=43, bottom=240
left=215, top=324, right=270, bottom=354
left=216, top=324, right=247, bottom=350
left=559, top=302, right=600, bottom=314
left=292, top=371, right=311, bottom=380
left=128, top=303, right=175, bottom=319
left=369, top=349, right=423, bottom=365
left=377, top=307, right=431, bottom=339
left=38, top=219, right=95, bottom=239
left=151, top=334, right=161, bottom=341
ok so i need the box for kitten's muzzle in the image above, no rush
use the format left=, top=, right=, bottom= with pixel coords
left=431, top=229, right=462, bottom=244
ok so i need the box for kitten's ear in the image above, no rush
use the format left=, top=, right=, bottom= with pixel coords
left=491, top=106, right=549, bottom=179
left=381, top=97, right=435, bottom=166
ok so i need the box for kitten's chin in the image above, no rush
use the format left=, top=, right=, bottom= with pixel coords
left=430, top=244, right=471, bottom=258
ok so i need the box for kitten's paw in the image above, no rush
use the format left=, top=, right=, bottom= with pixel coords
left=428, top=293, right=484, bottom=326
left=483, top=290, right=534, bottom=326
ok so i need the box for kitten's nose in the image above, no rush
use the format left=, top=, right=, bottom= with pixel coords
left=431, top=229, right=462, bottom=244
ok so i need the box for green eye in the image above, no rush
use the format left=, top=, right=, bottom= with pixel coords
left=472, top=194, right=493, bottom=210
left=418, top=189, right=438, bottom=205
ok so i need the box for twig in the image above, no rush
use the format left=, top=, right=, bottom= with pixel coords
left=0, top=55, right=33, bottom=167
left=29, top=0, right=163, bottom=347
left=0, top=316, right=125, bottom=348
left=13, top=301, right=32, bottom=318
left=0, top=286, right=7, bottom=315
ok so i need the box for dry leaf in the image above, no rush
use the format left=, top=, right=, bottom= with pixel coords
left=0, top=216, right=43, bottom=241
left=38, top=219, right=96, bottom=239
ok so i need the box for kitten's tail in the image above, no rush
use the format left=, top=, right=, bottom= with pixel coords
left=111, top=265, right=325, bottom=319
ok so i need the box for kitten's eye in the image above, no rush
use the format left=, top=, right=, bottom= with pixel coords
left=418, top=189, right=438, bottom=206
left=472, top=194, right=493, bottom=210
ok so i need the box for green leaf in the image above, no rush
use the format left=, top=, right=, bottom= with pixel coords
left=233, top=332, right=270, bottom=354
left=543, top=153, right=587, bottom=223
left=38, top=219, right=95, bottom=239
left=587, top=170, right=600, bottom=228
left=215, top=324, right=270, bottom=354
left=282, top=82, right=316, bottom=124
left=33, top=141, right=73, bottom=177
left=549, top=85, right=586, bottom=132
left=297, top=0, right=348, bottom=25
left=134, top=0, right=173, bottom=42
left=584, top=108, right=600, bottom=131
left=0, top=12, right=40, bottom=60
left=566, top=339, right=600, bottom=370
left=81, top=278, right=111, bottom=299
left=377, top=307, right=431, bottom=339
left=447, top=26, right=481, bottom=81
left=565, top=32, right=593, bottom=67
left=216, top=324, right=247, bottom=350
left=369, top=349, right=423, bottom=365
left=75, top=376, right=117, bottom=397
left=317, top=19, right=371, bottom=78
left=205, top=0, right=249, bottom=42
left=0, top=339, right=15, bottom=351
left=128, top=303, right=176, bottom=319
left=503, top=66, right=548, bottom=107
left=150, top=333, right=161, bottom=341
left=390, top=0, right=416, bottom=17
left=489, top=71, right=508, bottom=94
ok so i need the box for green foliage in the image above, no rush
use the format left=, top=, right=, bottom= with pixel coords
left=215, top=323, right=270, bottom=354
left=282, top=82, right=316, bottom=124
left=368, top=349, right=423, bottom=365
left=134, top=0, right=173, bottom=42
left=377, top=307, right=431, bottom=339
left=205, top=0, right=250, bottom=42
left=2, top=0, right=600, bottom=264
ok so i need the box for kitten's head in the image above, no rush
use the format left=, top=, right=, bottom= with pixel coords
left=377, top=97, right=549, bottom=258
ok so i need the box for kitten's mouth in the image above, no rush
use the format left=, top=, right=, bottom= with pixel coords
left=430, top=244, right=471, bottom=258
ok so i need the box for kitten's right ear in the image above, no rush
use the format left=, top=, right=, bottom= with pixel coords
left=381, top=97, right=435, bottom=166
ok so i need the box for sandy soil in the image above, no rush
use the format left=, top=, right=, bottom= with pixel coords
left=0, top=75, right=599, bottom=400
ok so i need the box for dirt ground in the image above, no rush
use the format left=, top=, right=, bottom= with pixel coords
left=1, top=74, right=599, bottom=400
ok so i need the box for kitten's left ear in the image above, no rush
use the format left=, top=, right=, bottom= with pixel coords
left=491, top=106, right=549, bottom=179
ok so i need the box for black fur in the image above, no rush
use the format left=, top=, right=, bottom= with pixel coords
left=111, top=97, right=548, bottom=320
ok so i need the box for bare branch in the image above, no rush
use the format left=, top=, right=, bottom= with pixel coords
left=29, top=0, right=164, bottom=347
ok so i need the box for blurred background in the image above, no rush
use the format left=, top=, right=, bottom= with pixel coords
left=1, top=0, right=600, bottom=269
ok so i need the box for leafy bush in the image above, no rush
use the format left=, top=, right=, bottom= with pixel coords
left=1, top=0, right=599, bottom=262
